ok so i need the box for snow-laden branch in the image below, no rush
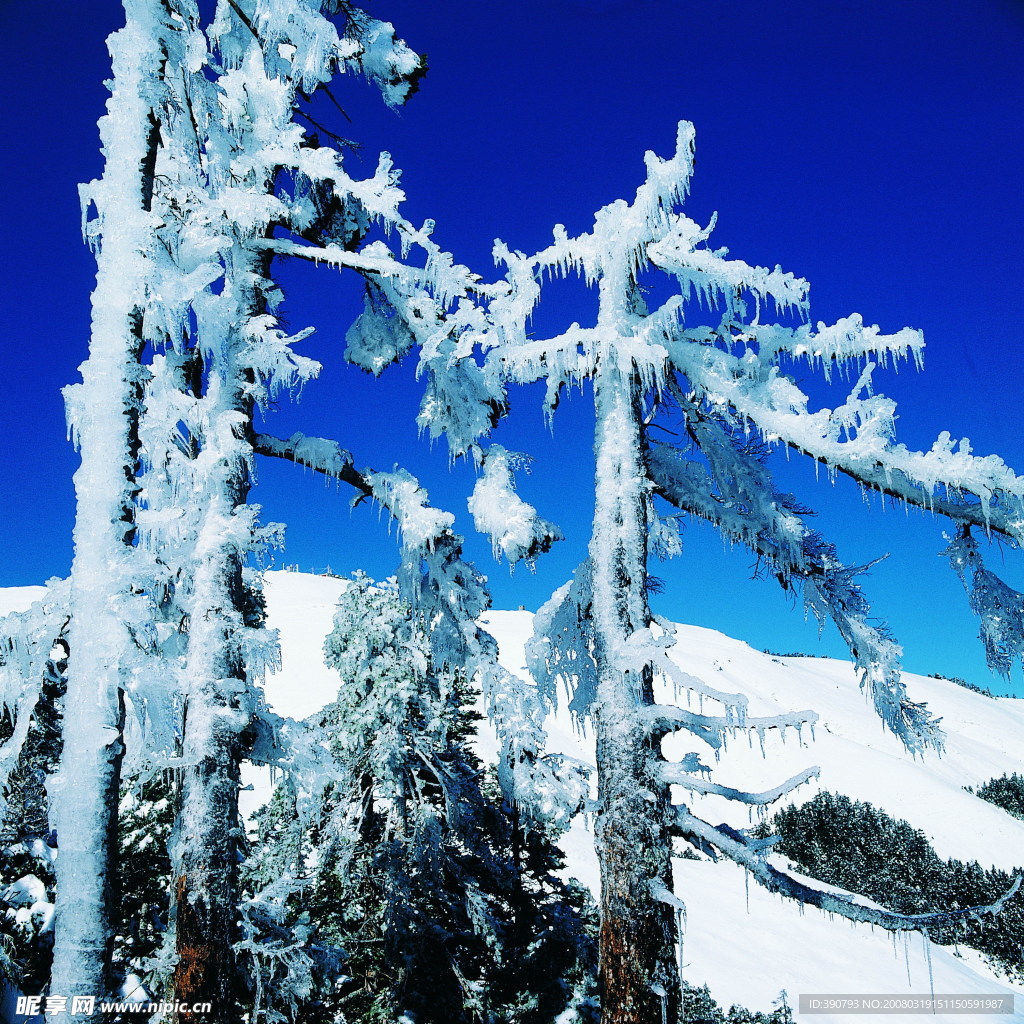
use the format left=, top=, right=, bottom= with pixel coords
left=0, top=581, right=70, bottom=814
left=251, top=431, right=368, bottom=494
left=467, top=445, right=563, bottom=565
left=253, top=237, right=397, bottom=275
left=648, top=434, right=944, bottom=753
left=641, top=703, right=818, bottom=753
left=746, top=315, right=925, bottom=380
left=620, top=622, right=753, bottom=719
left=944, top=526, right=1024, bottom=676
left=674, top=805, right=1022, bottom=934
left=671, top=338, right=1024, bottom=543
left=661, top=764, right=820, bottom=806
left=648, top=211, right=808, bottom=318
left=526, top=565, right=599, bottom=722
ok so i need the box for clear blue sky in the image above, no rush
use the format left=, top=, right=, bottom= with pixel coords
left=1, top=1, right=1022, bottom=693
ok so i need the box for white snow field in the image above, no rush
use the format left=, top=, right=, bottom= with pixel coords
left=3, top=570, right=1023, bottom=1021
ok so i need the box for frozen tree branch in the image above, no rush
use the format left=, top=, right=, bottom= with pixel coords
left=641, top=702, right=818, bottom=745
left=661, top=765, right=820, bottom=805
left=648, top=432, right=944, bottom=754
left=675, top=805, right=1023, bottom=933
left=671, top=339, right=1024, bottom=543
left=467, top=445, right=563, bottom=565
left=251, top=431, right=370, bottom=495
left=253, top=237, right=392, bottom=276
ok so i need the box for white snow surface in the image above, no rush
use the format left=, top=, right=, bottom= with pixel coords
left=0, top=587, right=45, bottom=618
left=3, top=571, right=1023, bottom=1020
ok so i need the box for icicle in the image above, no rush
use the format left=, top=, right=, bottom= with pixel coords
left=922, top=928, right=935, bottom=1006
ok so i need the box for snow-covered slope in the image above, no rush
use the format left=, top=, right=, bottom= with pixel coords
left=478, top=606, right=1024, bottom=1022
left=257, top=573, right=1024, bottom=1022
left=0, top=586, right=44, bottom=618
left=3, top=571, right=1022, bottom=1021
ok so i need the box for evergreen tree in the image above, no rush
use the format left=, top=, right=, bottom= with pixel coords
left=0, top=588, right=72, bottom=998
left=969, top=773, right=1024, bottom=823
left=766, top=792, right=1024, bottom=981
left=243, top=574, right=598, bottom=1024
left=113, top=775, right=175, bottom=988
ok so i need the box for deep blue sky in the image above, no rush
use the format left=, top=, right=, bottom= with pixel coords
left=1, top=0, right=1023, bottom=693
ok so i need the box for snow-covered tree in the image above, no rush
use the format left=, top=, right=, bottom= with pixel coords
left=250, top=438, right=585, bottom=831
left=244, top=573, right=597, bottom=1023
left=482, top=121, right=1024, bottom=1024
left=49, top=0, right=182, bottom=1009
left=0, top=597, right=67, bottom=996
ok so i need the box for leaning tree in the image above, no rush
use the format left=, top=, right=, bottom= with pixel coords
left=481, top=120, right=1024, bottom=1024
left=108, top=0, right=581, bottom=1014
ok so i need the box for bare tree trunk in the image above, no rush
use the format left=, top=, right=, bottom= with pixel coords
left=49, top=7, right=164, bottom=1017
left=590, top=360, right=680, bottom=1024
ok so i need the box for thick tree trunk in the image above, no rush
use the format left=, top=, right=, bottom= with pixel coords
left=49, top=8, right=164, bottom=1019
left=171, top=563, right=248, bottom=1019
left=590, top=362, right=680, bottom=1024
left=170, top=247, right=263, bottom=1023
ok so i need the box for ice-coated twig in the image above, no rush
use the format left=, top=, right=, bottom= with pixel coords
left=670, top=338, right=1024, bottom=543
left=0, top=581, right=71, bottom=814
left=642, top=703, right=818, bottom=744
left=661, top=765, right=820, bottom=806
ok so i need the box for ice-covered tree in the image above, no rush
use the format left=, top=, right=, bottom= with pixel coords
left=50, top=0, right=429, bottom=1014
left=42, top=0, right=575, bottom=1013
left=0, top=593, right=68, bottom=995
left=482, top=121, right=1024, bottom=1024
left=249, top=441, right=585, bottom=831
left=48, top=0, right=183, bottom=1009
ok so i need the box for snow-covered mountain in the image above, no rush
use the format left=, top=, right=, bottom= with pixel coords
left=255, top=571, right=1024, bottom=1022
left=4, top=570, right=1023, bottom=1021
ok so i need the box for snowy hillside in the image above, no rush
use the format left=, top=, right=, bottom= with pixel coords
left=3, top=570, right=1023, bottom=1021
left=254, top=571, right=1024, bottom=1022
left=479, top=609, right=1024, bottom=1022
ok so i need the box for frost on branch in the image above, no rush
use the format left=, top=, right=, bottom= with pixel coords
left=526, top=564, right=598, bottom=725
left=468, top=445, right=563, bottom=566
left=944, top=526, right=1024, bottom=677
left=0, top=582, right=70, bottom=817
left=675, top=804, right=1022, bottom=934
left=648, top=436, right=943, bottom=753
left=366, top=470, right=588, bottom=828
